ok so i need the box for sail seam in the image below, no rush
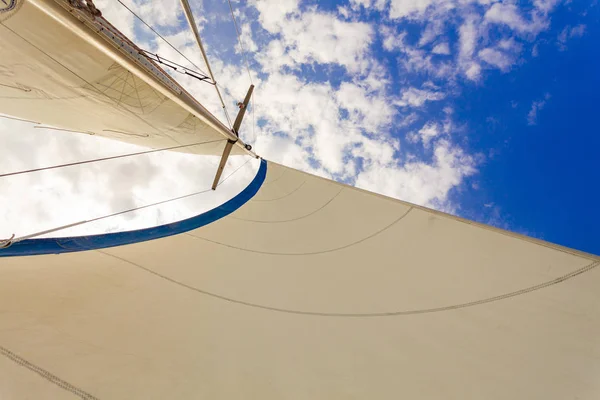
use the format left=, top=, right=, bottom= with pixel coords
left=100, top=252, right=599, bottom=318
left=0, top=345, right=99, bottom=399
left=233, top=186, right=343, bottom=224
left=251, top=180, right=307, bottom=202
left=188, top=206, right=413, bottom=254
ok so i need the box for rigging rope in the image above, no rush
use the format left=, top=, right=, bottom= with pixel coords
left=0, top=139, right=226, bottom=179
left=115, top=0, right=210, bottom=78
left=1, top=156, right=255, bottom=245
left=179, top=0, right=233, bottom=129
left=116, top=0, right=233, bottom=128
left=224, top=0, right=257, bottom=141
left=225, top=0, right=253, bottom=85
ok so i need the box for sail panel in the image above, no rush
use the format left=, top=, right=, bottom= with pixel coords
left=1, top=160, right=598, bottom=399
left=0, top=0, right=248, bottom=156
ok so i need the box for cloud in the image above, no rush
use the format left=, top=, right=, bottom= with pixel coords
left=396, top=87, right=446, bottom=107
left=1, top=0, right=577, bottom=238
left=484, top=3, right=548, bottom=35
left=254, top=0, right=374, bottom=73
left=557, top=24, right=586, bottom=50
left=432, top=42, right=450, bottom=55
left=527, top=93, right=551, bottom=125
left=0, top=116, right=258, bottom=239
left=479, top=48, right=513, bottom=71
left=388, top=0, right=450, bottom=20
left=356, top=139, right=477, bottom=208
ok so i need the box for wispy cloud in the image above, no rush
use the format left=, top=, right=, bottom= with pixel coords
left=557, top=24, right=586, bottom=50
left=0, top=0, right=583, bottom=238
left=528, top=93, right=551, bottom=126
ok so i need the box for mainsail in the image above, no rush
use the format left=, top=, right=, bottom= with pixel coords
left=1, top=1, right=599, bottom=399
left=0, top=0, right=253, bottom=156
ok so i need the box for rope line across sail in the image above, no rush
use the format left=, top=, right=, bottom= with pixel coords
left=1, top=156, right=255, bottom=245
left=0, top=139, right=226, bottom=178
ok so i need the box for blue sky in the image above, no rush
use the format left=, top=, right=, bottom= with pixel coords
left=115, top=0, right=597, bottom=253
left=2, top=0, right=597, bottom=254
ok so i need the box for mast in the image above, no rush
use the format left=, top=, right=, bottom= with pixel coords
left=20, top=0, right=256, bottom=157
left=179, top=0, right=257, bottom=189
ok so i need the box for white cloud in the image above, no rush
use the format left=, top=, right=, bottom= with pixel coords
left=479, top=48, right=513, bottom=71
left=408, top=121, right=442, bottom=147
left=389, top=0, right=451, bottom=20
left=356, top=139, right=477, bottom=208
left=396, top=87, right=446, bottom=107
left=432, top=42, right=451, bottom=55
left=459, top=16, right=479, bottom=60
left=254, top=1, right=374, bottom=73
left=0, top=116, right=258, bottom=239
left=2, top=0, right=576, bottom=238
left=557, top=24, right=586, bottom=50
left=527, top=93, right=551, bottom=125
left=417, top=122, right=441, bottom=147
left=484, top=3, right=548, bottom=35
left=464, top=62, right=482, bottom=80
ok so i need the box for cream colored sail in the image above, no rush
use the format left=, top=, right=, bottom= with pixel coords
left=0, top=0, right=252, bottom=156
left=1, top=161, right=599, bottom=399
left=1, top=1, right=600, bottom=399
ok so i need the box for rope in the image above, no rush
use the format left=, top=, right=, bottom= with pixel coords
left=115, top=0, right=210, bottom=77
left=225, top=0, right=257, bottom=141
left=2, top=156, right=255, bottom=244
left=226, top=0, right=253, bottom=85
left=217, top=156, right=252, bottom=186
left=0, top=139, right=226, bottom=178
left=179, top=0, right=233, bottom=129
left=116, top=0, right=232, bottom=127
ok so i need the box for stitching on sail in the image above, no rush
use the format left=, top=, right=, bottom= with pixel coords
left=187, top=206, right=413, bottom=254
left=233, top=186, right=343, bottom=224
left=0, top=345, right=99, bottom=399
left=100, top=252, right=599, bottom=318
left=251, top=180, right=307, bottom=202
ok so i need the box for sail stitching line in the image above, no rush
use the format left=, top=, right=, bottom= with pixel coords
left=100, top=252, right=599, bottom=318
left=233, top=186, right=343, bottom=224
left=0, top=114, right=40, bottom=124
left=35, top=126, right=95, bottom=136
left=260, top=169, right=286, bottom=186
left=187, top=206, right=413, bottom=255
left=251, top=180, right=306, bottom=202
left=0, top=345, right=99, bottom=399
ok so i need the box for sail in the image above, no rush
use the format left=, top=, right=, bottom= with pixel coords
left=0, top=0, right=251, bottom=156
left=1, top=161, right=599, bottom=399
left=2, top=0, right=600, bottom=398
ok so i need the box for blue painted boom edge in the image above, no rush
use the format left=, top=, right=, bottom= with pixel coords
left=0, top=159, right=267, bottom=257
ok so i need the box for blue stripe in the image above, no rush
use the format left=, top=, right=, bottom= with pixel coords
left=0, top=159, right=267, bottom=257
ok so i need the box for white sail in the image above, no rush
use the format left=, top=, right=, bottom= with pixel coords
left=1, top=161, right=599, bottom=399
left=0, top=0, right=253, bottom=156
left=1, top=1, right=599, bottom=399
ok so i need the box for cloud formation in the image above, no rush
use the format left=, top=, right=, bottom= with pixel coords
left=1, top=0, right=583, bottom=237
